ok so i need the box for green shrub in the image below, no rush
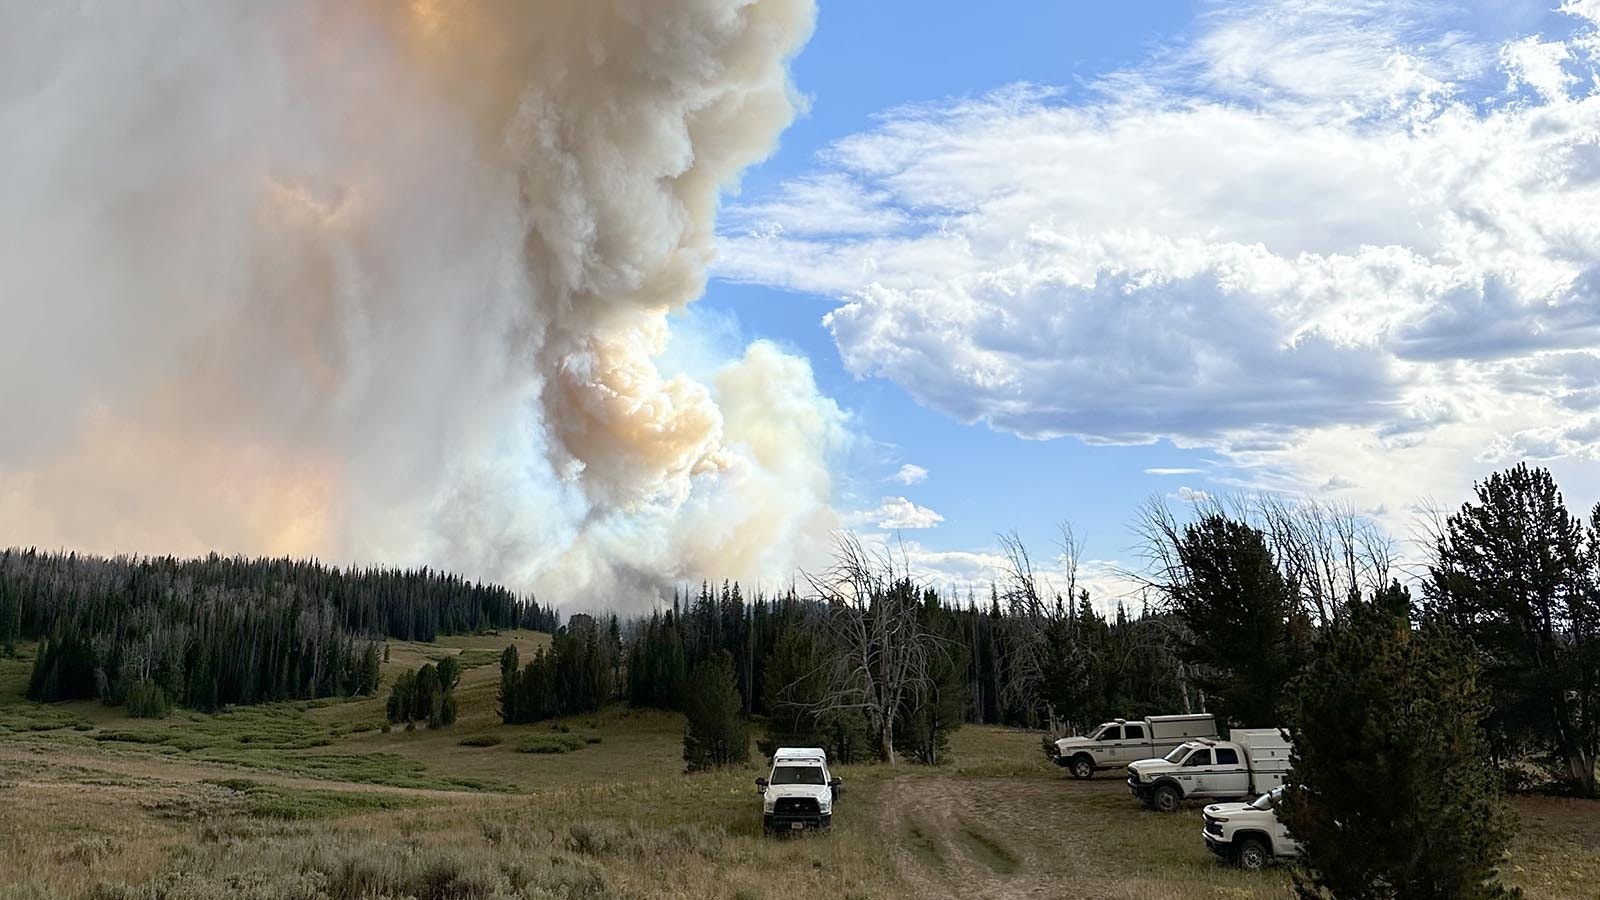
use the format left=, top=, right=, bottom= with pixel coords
left=125, top=681, right=171, bottom=719
left=517, top=734, right=589, bottom=754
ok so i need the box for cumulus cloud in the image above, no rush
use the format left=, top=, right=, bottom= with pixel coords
left=0, top=0, right=835, bottom=608
left=880, top=537, right=1144, bottom=615
left=718, top=0, right=1600, bottom=524
left=892, top=463, right=930, bottom=485
left=853, top=497, right=945, bottom=530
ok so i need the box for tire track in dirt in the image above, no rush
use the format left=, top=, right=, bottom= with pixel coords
left=876, top=774, right=1156, bottom=900
left=877, top=775, right=1067, bottom=899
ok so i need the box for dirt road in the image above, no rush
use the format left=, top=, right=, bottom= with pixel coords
left=873, top=773, right=1288, bottom=900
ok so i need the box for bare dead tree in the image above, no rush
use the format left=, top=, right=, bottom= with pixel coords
left=1128, top=491, right=1397, bottom=627
left=803, top=533, right=931, bottom=765
left=995, top=525, right=1085, bottom=729
left=1250, top=494, right=1396, bottom=624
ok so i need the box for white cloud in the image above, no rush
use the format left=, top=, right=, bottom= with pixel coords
left=892, top=463, right=929, bottom=485
left=881, top=536, right=1150, bottom=616
left=718, top=0, right=1600, bottom=531
left=852, top=496, right=945, bottom=530
left=1145, top=467, right=1202, bottom=476
left=1173, top=486, right=1213, bottom=505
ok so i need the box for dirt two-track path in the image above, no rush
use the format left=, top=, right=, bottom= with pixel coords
left=877, top=775, right=1092, bottom=900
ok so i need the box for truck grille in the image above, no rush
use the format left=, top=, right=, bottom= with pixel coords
left=773, top=797, right=821, bottom=817
left=1204, top=817, right=1223, bottom=836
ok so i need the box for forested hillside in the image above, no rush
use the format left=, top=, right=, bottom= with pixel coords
left=1, top=549, right=556, bottom=711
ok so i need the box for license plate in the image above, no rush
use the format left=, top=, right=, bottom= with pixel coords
left=790, top=822, right=803, bottom=830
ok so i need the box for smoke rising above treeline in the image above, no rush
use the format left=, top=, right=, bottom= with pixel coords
left=0, top=0, right=843, bottom=607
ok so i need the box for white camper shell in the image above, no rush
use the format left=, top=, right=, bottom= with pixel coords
left=1126, top=728, right=1293, bottom=812
left=1046, top=713, right=1219, bottom=779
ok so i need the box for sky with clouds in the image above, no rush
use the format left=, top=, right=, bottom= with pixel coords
left=689, top=0, right=1600, bottom=605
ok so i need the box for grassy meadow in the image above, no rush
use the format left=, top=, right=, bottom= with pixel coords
left=2, top=635, right=1597, bottom=900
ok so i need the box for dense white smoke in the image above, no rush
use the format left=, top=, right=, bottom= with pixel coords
left=0, top=0, right=840, bottom=606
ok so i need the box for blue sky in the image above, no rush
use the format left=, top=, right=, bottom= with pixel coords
left=695, top=0, right=1600, bottom=598
left=698, top=2, right=1216, bottom=584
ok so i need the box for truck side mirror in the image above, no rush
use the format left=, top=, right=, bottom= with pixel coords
left=755, top=777, right=768, bottom=794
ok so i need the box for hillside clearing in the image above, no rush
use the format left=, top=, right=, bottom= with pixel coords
left=2, top=633, right=1597, bottom=899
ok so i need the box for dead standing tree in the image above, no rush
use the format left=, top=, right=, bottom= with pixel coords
left=995, top=526, right=1077, bottom=731
left=805, top=533, right=931, bottom=765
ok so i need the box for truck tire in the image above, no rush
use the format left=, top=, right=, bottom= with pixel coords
left=1235, top=838, right=1269, bottom=870
left=1070, top=756, right=1095, bottom=780
left=1152, top=784, right=1182, bottom=813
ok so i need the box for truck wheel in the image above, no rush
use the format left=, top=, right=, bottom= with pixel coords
left=1070, top=756, right=1095, bottom=780
left=1235, top=838, right=1269, bottom=870
left=1152, top=784, right=1182, bottom=813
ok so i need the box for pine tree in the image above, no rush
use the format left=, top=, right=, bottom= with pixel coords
left=683, top=651, right=749, bottom=771
left=1282, top=585, right=1518, bottom=899
left=894, top=590, right=970, bottom=764
left=498, top=645, right=520, bottom=723
left=1171, top=515, right=1304, bottom=728
left=1427, top=463, right=1600, bottom=797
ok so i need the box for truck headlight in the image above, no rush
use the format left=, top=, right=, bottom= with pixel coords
left=763, top=799, right=775, bottom=813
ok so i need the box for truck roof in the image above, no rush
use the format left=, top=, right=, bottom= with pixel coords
left=773, top=747, right=827, bottom=762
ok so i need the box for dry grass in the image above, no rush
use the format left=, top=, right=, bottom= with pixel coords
left=3, top=633, right=1599, bottom=900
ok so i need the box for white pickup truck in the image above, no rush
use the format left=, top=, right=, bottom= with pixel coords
left=1126, top=728, right=1291, bottom=813
left=1202, top=786, right=1301, bottom=869
left=755, top=747, right=842, bottom=834
left=1046, top=714, right=1217, bottom=780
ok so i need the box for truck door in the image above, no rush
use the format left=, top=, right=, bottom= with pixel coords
left=1093, top=725, right=1122, bottom=763
left=1119, top=723, right=1146, bottom=764
left=1201, top=746, right=1250, bottom=797
left=1175, top=747, right=1211, bottom=794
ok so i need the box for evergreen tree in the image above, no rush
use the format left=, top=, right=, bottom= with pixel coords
left=1282, top=585, right=1518, bottom=899
left=1426, top=463, right=1600, bottom=796
left=895, top=590, right=970, bottom=764
left=683, top=651, right=749, bottom=771
left=436, top=655, right=461, bottom=694
left=387, top=669, right=416, bottom=724
left=760, top=627, right=873, bottom=763
left=0, top=577, right=18, bottom=657
left=498, top=645, right=520, bottom=722
left=356, top=642, right=382, bottom=696
left=1171, top=515, right=1304, bottom=728
left=416, top=664, right=442, bottom=728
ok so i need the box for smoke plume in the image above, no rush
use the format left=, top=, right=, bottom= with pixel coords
left=0, top=0, right=840, bottom=607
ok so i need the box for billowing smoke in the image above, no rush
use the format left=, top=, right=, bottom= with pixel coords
left=0, top=0, right=841, bottom=607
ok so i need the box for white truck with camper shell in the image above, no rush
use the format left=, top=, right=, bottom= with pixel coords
left=755, top=747, right=842, bottom=834
left=1126, top=728, right=1292, bottom=813
left=1045, top=713, right=1218, bottom=779
left=1202, top=785, right=1301, bottom=869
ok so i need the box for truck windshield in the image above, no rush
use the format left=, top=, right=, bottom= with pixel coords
left=1163, top=744, right=1194, bottom=763
left=1251, top=788, right=1284, bottom=810
left=770, top=765, right=826, bottom=786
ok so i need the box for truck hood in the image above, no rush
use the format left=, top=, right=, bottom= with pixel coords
left=1203, top=801, right=1254, bottom=817
left=765, top=784, right=831, bottom=805
left=1127, top=759, right=1176, bottom=781
left=1054, top=737, right=1093, bottom=752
